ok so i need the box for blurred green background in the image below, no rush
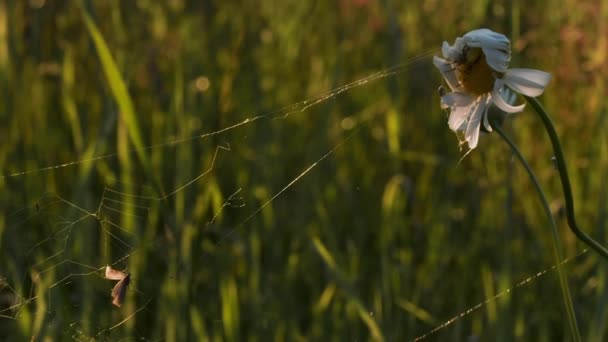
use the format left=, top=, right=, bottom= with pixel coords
left=1, top=0, right=607, bottom=341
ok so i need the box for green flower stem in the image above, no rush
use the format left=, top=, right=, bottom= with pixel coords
left=525, top=96, right=608, bottom=260
left=491, top=122, right=581, bottom=342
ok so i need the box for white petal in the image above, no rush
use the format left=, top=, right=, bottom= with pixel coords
left=482, top=47, right=510, bottom=72
left=464, top=29, right=511, bottom=72
left=464, top=29, right=510, bottom=52
left=433, top=56, right=459, bottom=91
left=503, top=69, right=551, bottom=97
left=442, top=39, right=465, bottom=61
left=441, top=92, right=474, bottom=107
left=441, top=41, right=455, bottom=60
left=448, top=103, right=473, bottom=131
left=465, top=100, right=486, bottom=149
left=483, top=109, right=492, bottom=131
left=482, top=96, right=493, bottom=132
left=501, top=86, right=518, bottom=104
left=492, top=82, right=525, bottom=113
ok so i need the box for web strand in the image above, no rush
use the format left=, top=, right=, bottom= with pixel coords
left=413, top=249, right=589, bottom=341
left=1, top=49, right=438, bottom=180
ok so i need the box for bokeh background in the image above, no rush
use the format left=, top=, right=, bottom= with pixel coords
left=1, top=0, right=607, bottom=340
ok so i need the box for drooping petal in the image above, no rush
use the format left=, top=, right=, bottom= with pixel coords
left=442, top=39, right=465, bottom=61
left=492, top=81, right=525, bottom=113
left=482, top=96, right=493, bottom=132
left=482, top=47, right=511, bottom=73
left=447, top=102, right=474, bottom=132
left=483, top=106, right=492, bottom=132
left=441, top=41, right=455, bottom=60
left=464, top=29, right=510, bottom=54
left=441, top=91, right=474, bottom=108
left=502, top=68, right=551, bottom=97
left=464, top=29, right=511, bottom=72
left=500, top=86, right=518, bottom=105
left=433, top=56, right=460, bottom=91
left=464, top=98, right=487, bottom=149
left=484, top=87, right=519, bottom=131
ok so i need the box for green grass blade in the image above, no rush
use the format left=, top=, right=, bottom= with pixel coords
left=79, top=3, right=149, bottom=170
left=312, top=236, right=385, bottom=341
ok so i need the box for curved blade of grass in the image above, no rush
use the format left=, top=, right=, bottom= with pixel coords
left=311, top=236, right=385, bottom=341
left=79, top=3, right=149, bottom=170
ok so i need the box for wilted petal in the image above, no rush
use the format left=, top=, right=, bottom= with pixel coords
left=482, top=47, right=510, bottom=73
left=503, top=69, right=551, bottom=97
left=441, top=92, right=474, bottom=107
left=492, top=82, right=525, bottom=113
left=465, top=100, right=486, bottom=149
left=442, top=39, right=465, bottom=61
left=448, top=100, right=475, bottom=131
left=464, top=29, right=511, bottom=72
left=483, top=107, right=492, bottom=132
left=441, top=41, right=455, bottom=60
left=433, top=55, right=452, bottom=73
left=500, top=86, right=518, bottom=104
left=481, top=96, right=493, bottom=132
left=433, top=56, right=460, bottom=91
left=464, top=29, right=510, bottom=51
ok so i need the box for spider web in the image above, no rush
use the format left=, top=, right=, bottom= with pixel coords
left=0, top=51, right=592, bottom=340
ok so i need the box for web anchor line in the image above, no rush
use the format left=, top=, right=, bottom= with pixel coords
left=2, top=50, right=438, bottom=180
left=413, top=249, right=588, bottom=341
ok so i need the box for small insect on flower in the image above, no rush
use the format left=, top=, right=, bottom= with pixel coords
left=105, top=265, right=130, bottom=307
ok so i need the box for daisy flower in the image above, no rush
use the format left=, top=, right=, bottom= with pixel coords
left=433, top=28, right=552, bottom=149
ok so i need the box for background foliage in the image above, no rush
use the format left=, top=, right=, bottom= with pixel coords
left=1, top=0, right=607, bottom=340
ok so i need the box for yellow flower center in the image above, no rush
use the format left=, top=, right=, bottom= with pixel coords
left=455, top=47, right=500, bottom=95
